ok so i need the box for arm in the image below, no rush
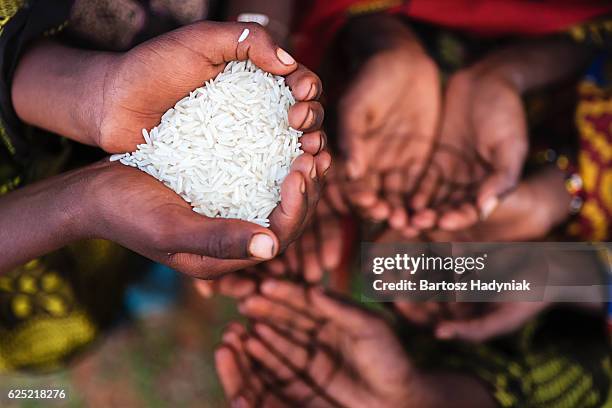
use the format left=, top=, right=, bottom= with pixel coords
left=0, top=165, right=90, bottom=273
left=468, top=38, right=593, bottom=93
left=0, top=131, right=328, bottom=278
left=11, top=40, right=114, bottom=148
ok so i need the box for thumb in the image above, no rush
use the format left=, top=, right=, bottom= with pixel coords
left=186, top=21, right=298, bottom=76
left=477, top=141, right=525, bottom=220
left=338, top=108, right=368, bottom=179
left=167, top=211, right=280, bottom=260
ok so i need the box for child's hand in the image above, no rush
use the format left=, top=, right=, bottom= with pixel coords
left=13, top=22, right=324, bottom=155
left=410, top=70, right=528, bottom=232
left=82, top=146, right=328, bottom=279
left=98, top=21, right=323, bottom=152
left=334, top=15, right=441, bottom=230
left=216, top=282, right=414, bottom=408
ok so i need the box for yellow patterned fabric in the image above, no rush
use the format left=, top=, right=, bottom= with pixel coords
left=0, top=0, right=24, bottom=156
left=404, top=307, right=611, bottom=408
left=0, top=0, right=24, bottom=33
left=0, top=260, right=96, bottom=372
left=567, top=16, right=612, bottom=49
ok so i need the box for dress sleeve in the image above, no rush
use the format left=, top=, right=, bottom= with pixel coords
left=0, top=0, right=73, bottom=164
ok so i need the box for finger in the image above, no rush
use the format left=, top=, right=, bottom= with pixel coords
left=476, top=171, right=513, bottom=220
left=245, top=337, right=297, bottom=380
left=284, top=64, right=323, bottom=101
left=476, top=141, right=525, bottom=220
left=411, top=167, right=440, bottom=211
left=217, top=323, right=256, bottom=398
left=269, top=171, right=308, bottom=246
left=410, top=208, right=437, bottom=230
left=288, top=101, right=324, bottom=133
left=263, top=258, right=288, bottom=276
left=283, top=242, right=300, bottom=275
left=188, top=22, right=298, bottom=75
left=435, top=303, right=545, bottom=342
left=338, top=109, right=367, bottom=179
left=165, top=211, right=279, bottom=260
left=401, top=226, right=420, bottom=239
left=310, top=287, right=383, bottom=335
left=394, top=302, right=439, bottom=326
left=221, top=324, right=265, bottom=405
left=384, top=173, right=408, bottom=230
left=216, top=347, right=245, bottom=399
left=299, top=131, right=326, bottom=155
left=239, top=295, right=318, bottom=331
left=437, top=202, right=479, bottom=231
left=216, top=272, right=258, bottom=299
left=324, top=177, right=350, bottom=215
left=318, top=216, right=343, bottom=272
left=260, top=279, right=309, bottom=311
left=253, top=323, right=309, bottom=366
left=299, top=229, right=324, bottom=283
left=194, top=280, right=214, bottom=299
left=248, top=326, right=324, bottom=403
left=366, top=200, right=391, bottom=222
left=315, top=150, right=332, bottom=180
left=388, top=196, right=408, bottom=229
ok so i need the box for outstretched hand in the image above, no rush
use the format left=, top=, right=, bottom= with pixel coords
left=409, top=68, right=528, bottom=232
left=332, top=15, right=440, bottom=230
left=215, top=281, right=413, bottom=407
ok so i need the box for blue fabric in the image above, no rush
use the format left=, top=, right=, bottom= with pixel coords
left=125, top=264, right=180, bottom=317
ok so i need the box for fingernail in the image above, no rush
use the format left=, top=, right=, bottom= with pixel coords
left=195, top=281, right=213, bottom=298
left=307, top=83, right=317, bottom=100
left=436, top=326, right=454, bottom=339
left=299, top=177, right=306, bottom=194
left=261, top=280, right=277, bottom=294
left=232, top=397, right=249, bottom=408
left=302, top=108, right=315, bottom=129
left=276, top=48, right=295, bottom=65
left=322, top=162, right=331, bottom=177
left=310, top=161, right=317, bottom=179
left=346, top=161, right=361, bottom=179
left=248, top=233, right=275, bottom=259
left=480, top=197, right=499, bottom=220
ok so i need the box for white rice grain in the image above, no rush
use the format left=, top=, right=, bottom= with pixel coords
left=118, top=60, right=303, bottom=227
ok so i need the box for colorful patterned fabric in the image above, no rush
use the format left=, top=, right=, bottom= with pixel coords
left=399, top=307, right=611, bottom=408
left=568, top=55, right=612, bottom=241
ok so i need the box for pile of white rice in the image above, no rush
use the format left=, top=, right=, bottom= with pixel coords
left=111, top=60, right=303, bottom=227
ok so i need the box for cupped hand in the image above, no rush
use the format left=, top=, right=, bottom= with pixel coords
left=216, top=280, right=413, bottom=407
left=410, top=70, right=528, bottom=232
left=334, top=15, right=441, bottom=228
left=84, top=142, right=329, bottom=279
left=425, top=166, right=572, bottom=242
left=96, top=21, right=324, bottom=153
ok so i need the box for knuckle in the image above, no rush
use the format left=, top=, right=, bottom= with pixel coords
left=201, top=230, right=242, bottom=259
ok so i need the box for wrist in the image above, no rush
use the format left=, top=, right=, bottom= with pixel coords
left=55, top=165, right=102, bottom=242
left=11, top=40, right=120, bottom=147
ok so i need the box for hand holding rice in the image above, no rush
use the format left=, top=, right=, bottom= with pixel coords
left=111, top=60, right=303, bottom=227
